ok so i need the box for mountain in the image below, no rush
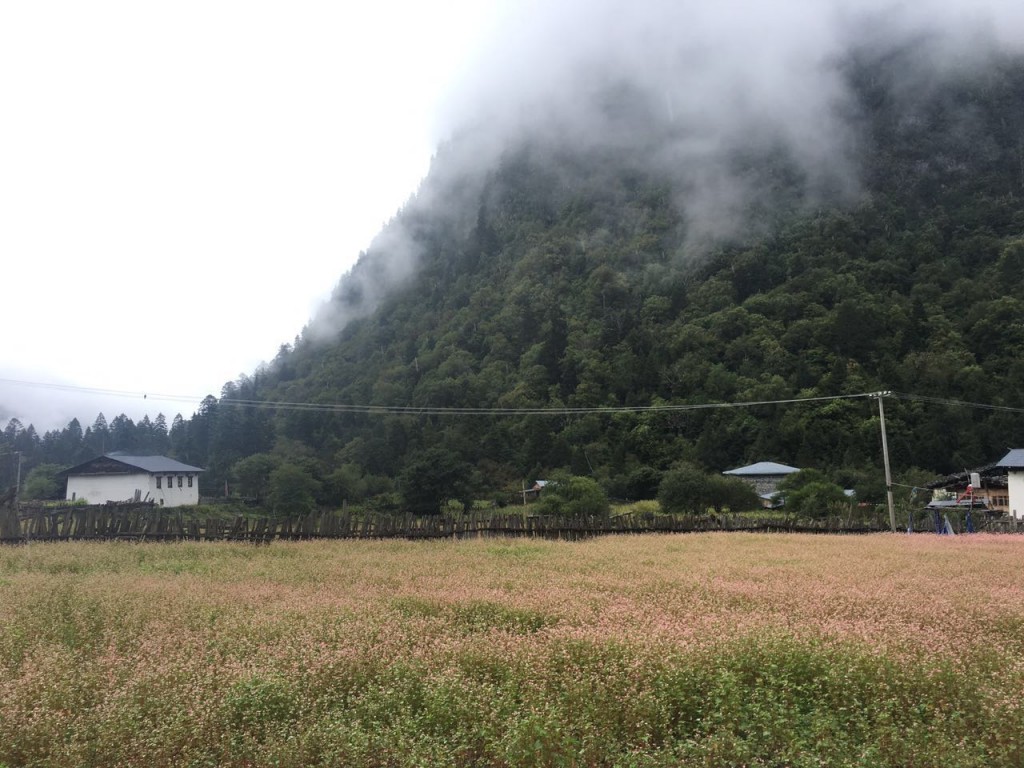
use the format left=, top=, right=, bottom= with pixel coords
left=218, top=45, right=1024, bottom=503
left=6, top=41, right=1024, bottom=508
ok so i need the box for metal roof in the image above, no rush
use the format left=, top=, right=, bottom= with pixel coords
left=107, top=455, right=204, bottom=473
left=997, top=449, right=1024, bottom=469
left=926, top=461, right=1008, bottom=489
left=723, top=461, right=801, bottom=476
left=63, top=454, right=204, bottom=475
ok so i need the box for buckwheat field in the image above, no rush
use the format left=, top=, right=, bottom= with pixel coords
left=2, top=534, right=1023, bottom=767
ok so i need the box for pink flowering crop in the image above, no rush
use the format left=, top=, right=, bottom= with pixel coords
left=1, top=533, right=1023, bottom=766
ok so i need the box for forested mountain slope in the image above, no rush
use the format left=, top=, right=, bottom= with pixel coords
left=6, top=46, right=1024, bottom=506
left=223, top=49, right=1022, bottom=501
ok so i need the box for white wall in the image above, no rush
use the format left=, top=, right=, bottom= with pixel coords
left=1009, top=470, right=1024, bottom=520
left=66, top=472, right=200, bottom=507
left=152, top=472, right=200, bottom=507
left=66, top=472, right=151, bottom=505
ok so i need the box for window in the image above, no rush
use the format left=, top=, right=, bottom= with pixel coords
left=156, top=477, right=161, bottom=489
left=178, top=475, right=183, bottom=488
left=167, top=475, right=173, bottom=488
left=187, top=475, right=193, bottom=488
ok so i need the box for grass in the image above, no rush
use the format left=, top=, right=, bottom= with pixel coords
left=1, top=534, right=1023, bottom=766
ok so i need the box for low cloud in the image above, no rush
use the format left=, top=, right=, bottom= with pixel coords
left=308, top=0, right=1024, bottom=340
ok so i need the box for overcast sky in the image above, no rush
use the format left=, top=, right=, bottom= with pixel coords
left=0, top=0, right=507, bottom=430
left=3, top=0, right=1022, bottom=433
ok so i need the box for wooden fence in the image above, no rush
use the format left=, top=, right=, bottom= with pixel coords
left=0, top=502, right=899, bottom=544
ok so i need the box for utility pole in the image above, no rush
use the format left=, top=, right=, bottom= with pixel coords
left=873, top=392, right=897, bottom=532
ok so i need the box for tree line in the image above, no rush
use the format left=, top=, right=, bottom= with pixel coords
left=4, top=50, right=1024, bottom=516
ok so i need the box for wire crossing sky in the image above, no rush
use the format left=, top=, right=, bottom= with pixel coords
left=3, top=377, right=1023, bottom=420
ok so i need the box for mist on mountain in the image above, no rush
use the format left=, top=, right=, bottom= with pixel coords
left=308, top=0, right=1024, bottom=343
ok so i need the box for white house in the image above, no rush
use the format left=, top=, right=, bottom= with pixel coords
left=63, top=454, right=204, bottom=507
left=997, top=449, right=1024, bottom=520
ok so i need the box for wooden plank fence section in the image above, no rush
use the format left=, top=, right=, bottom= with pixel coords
left=2, top=501, right=1020, bottom=544
left=0, top=501, right=896, bottom=544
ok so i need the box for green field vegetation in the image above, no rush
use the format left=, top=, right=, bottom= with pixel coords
left=2, top=534, right=1024, bottom=767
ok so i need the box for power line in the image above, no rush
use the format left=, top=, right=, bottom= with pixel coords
left=215, top=392, right=875, bottom=416
left=0, top=377, right=204, bottom=404
left=4, top=375, right=1024, bottom=417
left=891, top=392, right=1024, bottom=414
left=1, top=376, right=873, bottom=416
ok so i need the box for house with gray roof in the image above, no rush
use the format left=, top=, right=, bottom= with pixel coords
left=996, top=449, right=1024, bottom=519
left=723, top=461, right=801, bottom=505
left=62, top=453, right=204, bottom=507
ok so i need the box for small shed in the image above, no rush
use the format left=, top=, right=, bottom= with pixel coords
left=522, top=480, right=550, bottom=504
left=996, top=449, right=1024, bottom=520
left=62, top=454, right=204, bottom=507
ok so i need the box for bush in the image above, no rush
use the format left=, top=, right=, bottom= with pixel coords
left=21, top=464, right=66, bottom=501
left=230, top=454, right=279, bottom=501
left=399, top=447, right=474, bottom=515
left=623, top=466, right=663, bottom=500
left=778, top=470, right=850, bottom=518
left=658, top=465, right=762, bottom=515
left=267, top=463, right=321, bottom=516
left=705, top=474, right=761, bottom=513
left=658, top=463, right=709, bottom=515
left=537, top=475, right=610, bottom=518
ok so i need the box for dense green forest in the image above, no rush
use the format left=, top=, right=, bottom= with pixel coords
left=4, top=47, right=1024, bottom=510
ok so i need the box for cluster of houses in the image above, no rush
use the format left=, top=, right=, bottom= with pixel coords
left=54, top=449, right=1024, bottom=516
left=724, top=451, right=1024, bottom=518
